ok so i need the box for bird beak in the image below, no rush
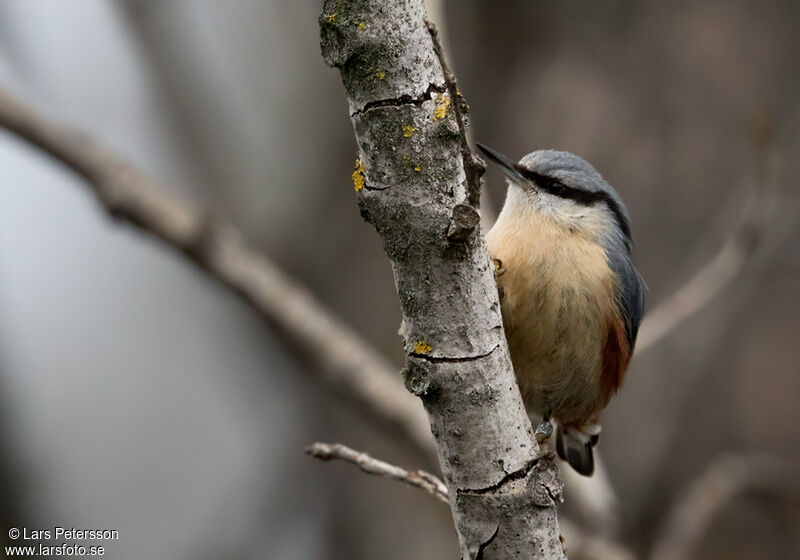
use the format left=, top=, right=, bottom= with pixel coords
left=476, top=143, right=525, bottom=181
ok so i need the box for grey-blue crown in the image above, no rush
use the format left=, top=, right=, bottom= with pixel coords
left=518, top=150, right=632, bottom=240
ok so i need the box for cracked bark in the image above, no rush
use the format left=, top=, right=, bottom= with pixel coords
left=320, top=1, right=564, bottom=558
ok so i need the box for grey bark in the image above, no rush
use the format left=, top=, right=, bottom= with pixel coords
left=319, top=1, right=565, bottom=558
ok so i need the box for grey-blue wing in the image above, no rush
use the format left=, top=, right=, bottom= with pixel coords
left=606, top=241, right=645, bottom=349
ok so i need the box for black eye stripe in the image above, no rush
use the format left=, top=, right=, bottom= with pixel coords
left=514, top=166, right=604, bottom=204
left=515, top=165, right=631, bottom=240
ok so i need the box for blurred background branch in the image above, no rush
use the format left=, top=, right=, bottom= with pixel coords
left=0, top=85, right=435, bottom=459
left=650, top=454, right=800, bottom=560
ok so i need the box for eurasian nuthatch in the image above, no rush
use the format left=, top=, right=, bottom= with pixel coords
left=478, top=143, right=645, bottom=476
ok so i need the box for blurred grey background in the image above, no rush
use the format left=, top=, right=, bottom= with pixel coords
left=0, top=1, right=798, bottom=558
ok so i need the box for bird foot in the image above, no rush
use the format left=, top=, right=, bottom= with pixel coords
left=492, top=258, right=506, bottom=301
left=534, top=420, right=553, bottom=444
left=492, top=258, right=506, bottom=277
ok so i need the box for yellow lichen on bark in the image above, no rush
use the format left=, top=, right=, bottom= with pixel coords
left=402, top=125, right=417, bottom=138
left=433, top=93, right=450, bottom=120
left=412, top=340, right=432, bottom=354
left=352, top=158, right=365, bottom=191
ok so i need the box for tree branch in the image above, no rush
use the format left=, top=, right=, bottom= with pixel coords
left=320, top=1, right=564, bottom=557
left=306, top=442, right=449, bottom=504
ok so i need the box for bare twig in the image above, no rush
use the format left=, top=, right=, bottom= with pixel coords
left=650, top=454, right=800, bottom=560
left=426, top=19, right=485, bottom=208
left=306, top=442, right=449, bottom=504
left=0, top=86, right=435, bottom=460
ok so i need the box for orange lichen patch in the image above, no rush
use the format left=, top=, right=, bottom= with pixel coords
left=326, top=13, right=337, bottom=22
left=402, top=125, right=417, bottom=138
left=433, top=93, right=450, bottom=120
left=412, top=340, right=432, bottom=354
left=376, top=70, right=386, bottom=80
left=352, top=158, right=365, bottom=191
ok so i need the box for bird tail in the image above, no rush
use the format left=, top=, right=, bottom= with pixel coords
left=556, top=425, right=595, bottom=476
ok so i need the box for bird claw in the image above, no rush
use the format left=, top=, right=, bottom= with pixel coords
left=492, top=258, right=506, bottom=301
left=534, top=420, right=553, bottom=444
left=492, top=258, right=506, bottom=277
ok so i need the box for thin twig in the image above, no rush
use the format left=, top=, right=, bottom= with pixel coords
left=426, top=19, right=485, bottom=208
left=650, top=454, right=800, bottom=560
left=306, top=442, right=449, bottom=504
left=0, top=86, right=435, bottom=459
